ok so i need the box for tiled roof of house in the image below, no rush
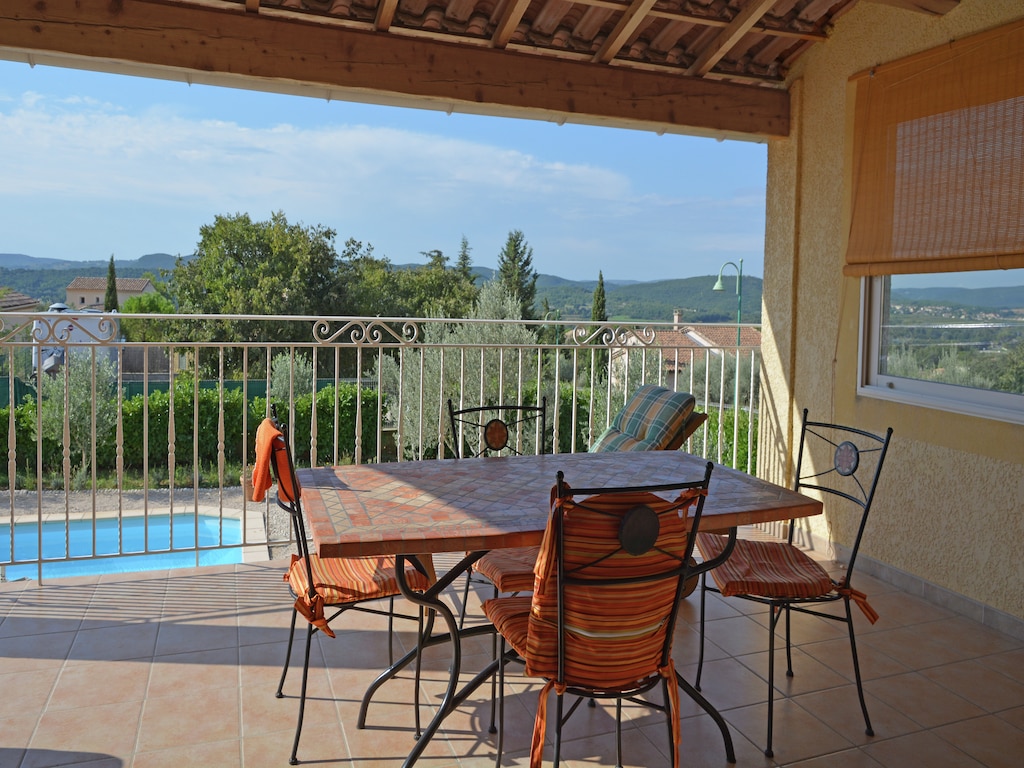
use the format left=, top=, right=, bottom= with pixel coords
left=66, top=277, right=154, bottom=292
left=0, top=290, right=42, bottom=312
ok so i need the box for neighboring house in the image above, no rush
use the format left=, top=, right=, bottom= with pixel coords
left=66, top=277, right=155, bottom=309
left=610, top=311, right=762, bottom=384
left=0, top=289, right=41, bottom=312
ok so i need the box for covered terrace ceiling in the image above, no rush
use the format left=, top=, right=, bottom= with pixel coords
left=0, top=0, right=957, bottom=140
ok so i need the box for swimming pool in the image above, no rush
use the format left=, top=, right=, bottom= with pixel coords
left=1, top=514, right=243, bottom=580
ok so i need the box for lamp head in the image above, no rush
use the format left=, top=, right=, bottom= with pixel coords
left=712, top=276, right=725, bottom=292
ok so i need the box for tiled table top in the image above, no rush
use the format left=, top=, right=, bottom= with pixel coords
left=298, top=451, right=821, bottom=559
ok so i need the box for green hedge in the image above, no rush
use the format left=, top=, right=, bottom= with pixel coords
left=1, top=381, right=381, bottom=482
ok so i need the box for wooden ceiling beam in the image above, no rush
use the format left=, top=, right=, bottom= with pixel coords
left=0, top=0, right=789, bottom=139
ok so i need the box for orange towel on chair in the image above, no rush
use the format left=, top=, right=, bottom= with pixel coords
left=252, top=418, right=299, bottom=503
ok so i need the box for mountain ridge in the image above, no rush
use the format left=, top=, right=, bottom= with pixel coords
left=3, top=253, right=1022, bottom=323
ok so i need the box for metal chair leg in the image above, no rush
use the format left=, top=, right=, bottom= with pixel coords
left=765, top=604, right=781, bottom=759
left=289, top=622, right=315, bottom=765
left=846, top=599, right=874, bottom=736
left=614, top=698, right=624, bottom=768
left=695, top=572, right=708, bottom=690
left=276, top=607, right=299, bottom=698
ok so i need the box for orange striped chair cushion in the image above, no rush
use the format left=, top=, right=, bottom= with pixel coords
left=484, top=595, right=532, bottom=653
left=695, top=533, right=834, bottom=599
left=287, top=553, right=433, bottom=609
left=475, top=546, right=540, bottom=594
left=524, top=490, right=698, bottom=689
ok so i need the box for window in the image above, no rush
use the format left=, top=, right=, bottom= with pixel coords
left=860, top=270, right=1024, bottom=424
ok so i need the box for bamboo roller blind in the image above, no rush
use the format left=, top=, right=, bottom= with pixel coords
left=845, top=19, right=1024, bottom=277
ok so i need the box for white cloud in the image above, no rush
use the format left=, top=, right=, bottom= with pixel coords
left=0, top=81, right=768, bottom=280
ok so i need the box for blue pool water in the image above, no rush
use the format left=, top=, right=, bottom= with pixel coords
left=1, top=514, right=243, bottom=580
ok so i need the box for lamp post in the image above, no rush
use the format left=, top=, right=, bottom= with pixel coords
left=713, top=259, right=743, bottom=469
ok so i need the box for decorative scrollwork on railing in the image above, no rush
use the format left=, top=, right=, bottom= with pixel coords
left=0, top=315, right=36, bottom=344
left=24, top=313, right=121, bottom=344
left=313, top=318, right=422, bottom=345
left=568, top=323, right=657, bottom=347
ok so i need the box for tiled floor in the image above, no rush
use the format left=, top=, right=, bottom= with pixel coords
left=1, top=543, right=1022, bottom=768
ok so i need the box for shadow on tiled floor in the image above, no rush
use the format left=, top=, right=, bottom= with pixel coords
left=1, top=540, right=1022, bottom=767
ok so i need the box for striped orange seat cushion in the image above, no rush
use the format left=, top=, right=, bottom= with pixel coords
left=483, top=595, right=532, bottom=654
left=287, top=553, right=433, bottom=605
left=696, top=533, right=833, bottom=599
left=475, top=546, right=540, bottom=594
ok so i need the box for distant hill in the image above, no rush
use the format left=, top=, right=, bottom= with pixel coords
left=538, top=275, right=763, bottom=323
left=0, top=253, right=180, bottom=272
left=891, top=285, right=1024, bottom=309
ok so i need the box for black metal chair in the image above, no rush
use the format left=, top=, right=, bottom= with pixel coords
left=254, top=407, right=436, bottom=765
left=483, top=464, right=718, bottom=768
left=447, top=397, right=547, bottom=459
left=447, top=397, right=549, bottom=626
left=694, top=408, right=893, bottom=758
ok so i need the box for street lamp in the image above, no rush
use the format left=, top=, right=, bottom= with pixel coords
left=712, top=258, right=743, bottom=348
left=713, top=259, right=743, bottom=469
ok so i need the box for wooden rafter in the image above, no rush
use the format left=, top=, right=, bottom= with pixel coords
left=0, top=0, right=790, bottom=139
left=686, top=0, right=777, bottom=77
left=375, top=0, right=400, bottom=31
left=492, top=0, right=532, bottom=48
left=593, top=0, right=659, bottom=64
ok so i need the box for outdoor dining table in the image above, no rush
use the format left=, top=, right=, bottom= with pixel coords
left=297, top=449, right=823, bottom=767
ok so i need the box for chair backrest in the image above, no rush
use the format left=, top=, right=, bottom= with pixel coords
left=447, top=397, right=547, bottom=458
left=590, top=384, right=705, bottom=452
left=525, top=463, right=714, bottom=691
left=792, top=409, right=893, bottom=578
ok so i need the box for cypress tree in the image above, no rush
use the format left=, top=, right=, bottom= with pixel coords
left=104, top=255, right=119, bottom=311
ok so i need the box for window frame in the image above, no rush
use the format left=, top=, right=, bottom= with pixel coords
left=858, top=276, right=1024, bottom=425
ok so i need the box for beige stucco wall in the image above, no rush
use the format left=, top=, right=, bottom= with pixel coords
left=760, top=0, right=1024, bottom=623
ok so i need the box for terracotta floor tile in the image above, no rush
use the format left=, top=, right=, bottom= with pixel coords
left=136, top=685, right=240, bottom=753
left=861, top=729, right=984, bottom=768
left=864, top=672, right=986, bottom=729
left=67, top=620, right=160, bottom=662
left=28, top=700, right=143, bottom=767
left=934, top=714, right=1024, bottom=768
left=723, top=697, right=854, bottom=763
left=785, top=748, right=886, bottom=768
left=920, top=658, right=1024, bottom=713
left=48, top=658, right=151, bottom=710
left=0, top=667, right=59, bottom=720
left=132, top=739, right=243, bottom=768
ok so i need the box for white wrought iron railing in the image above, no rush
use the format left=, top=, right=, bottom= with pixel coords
left=1, top=311, right=760, bottom=580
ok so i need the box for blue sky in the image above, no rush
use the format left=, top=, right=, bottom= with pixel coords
left=0, top=59, right=769, bottom=284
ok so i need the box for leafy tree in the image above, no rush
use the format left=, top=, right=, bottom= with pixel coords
left=35, top=353, right=119, bottom=486
left=377, top=281, right=539, bottom=460
left=270, top=351, right=314, bottom=404
left=104, top=255, right=119, bottom=311
left=405, top=249, right=479, bottom=317
left=496, top=229, right=538, bottom=320
left=170, top=211, right=345, bottom=347
left=997, top=341, right=1024, bottom=394
left=119, top=292, right=176, bottom=342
